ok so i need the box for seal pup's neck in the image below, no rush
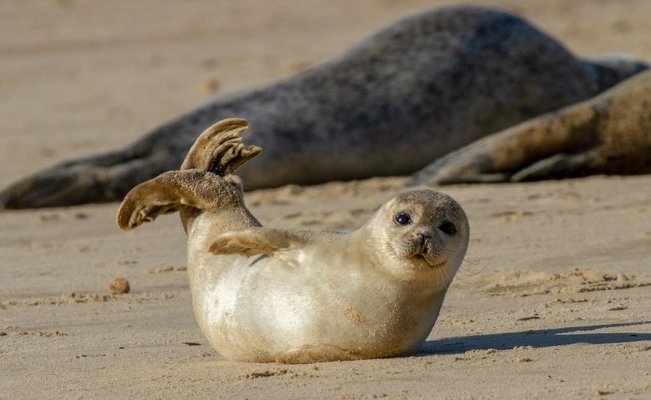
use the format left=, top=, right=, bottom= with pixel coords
left=185, top=207, right=260, bottom=253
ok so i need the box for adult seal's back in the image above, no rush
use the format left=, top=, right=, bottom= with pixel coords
left=1, top=5, right=646, bottom=208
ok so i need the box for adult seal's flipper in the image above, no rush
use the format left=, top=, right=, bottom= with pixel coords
left=0, top=118, right=260, bottom=210
left=409, top=103, right=600, bottom=184
left=0, top=146, right=171, bottom=209
left=410, top=70, right=651, bottom=185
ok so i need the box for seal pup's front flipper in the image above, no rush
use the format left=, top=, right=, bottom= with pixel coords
left=209, top=228, right=319, bottom=257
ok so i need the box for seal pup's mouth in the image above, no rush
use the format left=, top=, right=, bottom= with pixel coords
left=413, top=254, right=447, bottom=269
left=412, top=236, right=446, bottom=269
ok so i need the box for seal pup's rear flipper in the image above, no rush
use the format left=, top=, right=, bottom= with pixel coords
left=117, top=118, right=261, bottom=231
left=117, top=170, right=244, bottom=230
left=181, top=118, right=261, bottom=174
left=209, top=228, right=319, bottom=257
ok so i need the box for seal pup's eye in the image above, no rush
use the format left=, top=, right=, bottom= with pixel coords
left=394, top=212, right=412, bottom=226
left=438, top=221, right=456, bottom=235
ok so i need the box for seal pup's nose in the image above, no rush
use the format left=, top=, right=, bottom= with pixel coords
left=415, top=230, right=433, bottom=255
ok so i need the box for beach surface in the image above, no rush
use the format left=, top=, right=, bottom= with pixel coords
left=1, top=1, right=650, bottom=399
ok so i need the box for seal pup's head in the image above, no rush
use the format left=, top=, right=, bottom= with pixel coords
left=364, top=188, right=469, bottom=286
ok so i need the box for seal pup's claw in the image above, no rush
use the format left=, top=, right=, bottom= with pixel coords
left=181, top=118, right=262, bottom=175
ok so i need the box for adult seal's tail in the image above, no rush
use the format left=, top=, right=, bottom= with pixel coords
left=117, top=118, right=470, bottom=363
left=1, top=5, right=647, bottom=209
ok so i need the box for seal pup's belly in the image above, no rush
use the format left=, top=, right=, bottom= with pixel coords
left=189, top=249, right=443, bottom=362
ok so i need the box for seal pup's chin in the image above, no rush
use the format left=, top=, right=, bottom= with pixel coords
left=412, top=254, right=448, bottom=270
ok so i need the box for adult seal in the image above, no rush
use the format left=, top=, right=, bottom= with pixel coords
left=1, top=5, right=646, bottom=208
left=410, top=70, right=651, bottom=184
left=117, top=119, right=470, bottom=363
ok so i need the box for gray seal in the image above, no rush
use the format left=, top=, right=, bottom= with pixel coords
left=1, top=5, right=646, bottom=208
left=410, top=70, right=651, bottom=184
left=117, top=119, right=470, bottom=363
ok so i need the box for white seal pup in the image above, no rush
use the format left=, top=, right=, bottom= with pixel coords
left=117, top=118, right=469, bottom=363
left=1, top=5, right=646, bottom=208
left=411, top=69, right=651, bottom=184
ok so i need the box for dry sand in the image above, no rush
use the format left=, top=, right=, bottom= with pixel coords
left=1, top=1, right=651, bottom=399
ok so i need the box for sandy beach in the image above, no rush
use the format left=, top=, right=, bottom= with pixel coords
left=1, top=1, right=650, bottom=399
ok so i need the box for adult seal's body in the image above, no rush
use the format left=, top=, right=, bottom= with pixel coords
left=411, top=70, right=651, bottom=184
left=1, top=5, right=646, bottom=209
left=117, top=119, right=469, bottom=363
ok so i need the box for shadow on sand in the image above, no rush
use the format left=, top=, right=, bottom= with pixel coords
left=422, top=321, right=651, bottom=355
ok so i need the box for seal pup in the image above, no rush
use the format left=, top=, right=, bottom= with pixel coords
left=1, top=5, right=646, bottom=209
left=410, top=70, right=651, bottom=185
left=117, top=118, right=469, bottom=363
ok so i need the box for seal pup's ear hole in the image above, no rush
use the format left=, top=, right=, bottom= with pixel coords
left=438, top=221, right=456, bottom=235
left=209, top=228, right=311, bottom=257
left=181, top=118, right=262, bottom=175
